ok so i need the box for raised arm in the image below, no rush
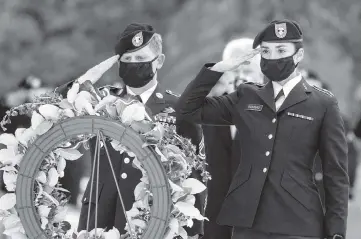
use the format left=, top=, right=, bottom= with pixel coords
left=318, top=98, right=349, bottom=238
left=176, top=49, right=260, bottom=126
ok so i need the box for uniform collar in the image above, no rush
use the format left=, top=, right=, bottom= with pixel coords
left=272, top=73, right=302, bottom=99
left=126, top=81, right=158, bottom=103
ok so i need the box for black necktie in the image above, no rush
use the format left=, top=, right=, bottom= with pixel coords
left=275, top=89, right=285, bottom=111
left=275, top=89, right=284, bottom=102
left=135, top=95, right=143, bottom=103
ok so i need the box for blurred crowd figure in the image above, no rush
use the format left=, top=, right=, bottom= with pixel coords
left=203, top=37, right=264, bottom=239
left=0, top=76, right=52, bottom=191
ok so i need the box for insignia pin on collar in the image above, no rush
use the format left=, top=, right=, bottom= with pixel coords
left=156, top=92, right=163, bottom=99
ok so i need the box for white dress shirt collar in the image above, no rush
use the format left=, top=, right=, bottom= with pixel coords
left=272, top=73, right=302, bottom=99
left=126, top=81, right=158, bottom=103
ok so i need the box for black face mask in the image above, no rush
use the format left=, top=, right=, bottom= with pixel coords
left=260, top=53, right=298, bottom=82
left=118, top=57, right=158, bottom=88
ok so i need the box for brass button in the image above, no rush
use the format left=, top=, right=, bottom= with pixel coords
left=263, top=168, right=268, bottom=173
left=268, top=134, right=273, bottom=139
left=121, top=173, right=127, bottom=179
left=124, top=158, right=130, bottom=164
left=265, top=151, right=270, bottom=156
left=272, top=118, right=276, bottom=123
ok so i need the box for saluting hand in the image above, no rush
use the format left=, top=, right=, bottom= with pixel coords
left=211, top=48, right=261, bottom=73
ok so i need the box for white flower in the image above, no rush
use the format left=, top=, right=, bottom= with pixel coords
left=0, top=133, right=18, bottom=150
left=76, top=230, right=89, bottom=239
left=0, top=193, right=16, bottom=210
left=88, top=228, right=105, bottom=238
left=74, top=91, right=96, bottom=115
left=34, top=121, right=53, bottom=136
left=31, top=111, right=45, bottom=130
left=38, top=104, right=62, bottom=121
left=57, top=157, right=66, bottom=175
left=134, top=181, right=147, bottom=201
left=103, top=227, right=120, bottom=239
left=63, top=108, right=75, bottom=118
left=126, top=207, right=140, bottom=219
left=47, top=167, right=59, bottom=187
left=53, top=206, right=68, bottom=223
left=94, top=94, right=118, bottom=112
left=8, top=232, right=27, bottom=239
left=127, top=219, right=147, bottom=231
left=174, top=202, right=202, bottom=219
left=59, top=99, right=73, bottom=109
left=169, top=218, right=179, bottom=233
left=16, top=127, right=36, bottom=146
left=3, top=171, right=17, bottom=192
left=178, top=226, right=188, bottom=239
left=110, top=140, right=126, bottom=153
left=169, top=179, right=184, bottom=193
left=38, top=205, right=51, bottom=218
left=0, top=148, right=22, bottom=166
left=40, top=217, right=48, bottom=229
left=120, top=102, right=146, bottom=124
left=183, top=195, right=196, bottom=206
left=14, top=128, right=25, bottom=142
left=67, top=82, right=80, bottom=104
left=181, top=178, right=207, bottom=194
left=36, top=171, right=47, bottom=184
left=54, top=148, right=83, bottom=161
left=2, top=214, right=25, bottom=237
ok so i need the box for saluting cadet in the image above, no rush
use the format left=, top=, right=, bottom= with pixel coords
left=175, top=19, right=348, bottom=239
left=55, top=23, right=206, bottom=239
left=203, top=37, right=264, bottom=239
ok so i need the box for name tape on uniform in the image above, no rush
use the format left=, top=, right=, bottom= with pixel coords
left=246, top=104, right=263, bottom=111
left=287, top=112, right=314, bottom=121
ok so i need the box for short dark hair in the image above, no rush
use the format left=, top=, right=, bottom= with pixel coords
left=294, top=42, right=303, bottom=51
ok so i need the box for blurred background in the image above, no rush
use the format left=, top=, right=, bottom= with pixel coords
left=0, top=0, right=361, bottom=238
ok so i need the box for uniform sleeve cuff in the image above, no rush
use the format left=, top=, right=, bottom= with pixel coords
left=199, top=63, right=224, bottom=81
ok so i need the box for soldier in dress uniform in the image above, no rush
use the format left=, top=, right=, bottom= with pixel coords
left=55, top=23, right=205, bottom=239
left=175, top=19, right=348, bottom=239
left=203, top=37, right=264, bottom=239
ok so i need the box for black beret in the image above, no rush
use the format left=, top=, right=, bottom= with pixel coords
left=114, top=23, right=155, bottom=56
left=253, top=19, right=303, bottom=49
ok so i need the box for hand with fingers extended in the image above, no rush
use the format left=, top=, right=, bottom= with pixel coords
left=211, top=48, right=261, bottom=73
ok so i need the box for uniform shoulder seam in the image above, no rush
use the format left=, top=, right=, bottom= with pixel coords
left=312, top=85, right=334, bottom=97
left=243, top=82, right=265, bottom=87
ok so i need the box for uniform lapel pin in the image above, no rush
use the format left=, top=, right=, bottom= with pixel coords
left=156, top=92, right=163, bottom=99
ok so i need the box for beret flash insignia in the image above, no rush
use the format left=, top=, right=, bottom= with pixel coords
left=132, top=31, right=143, bottom=47
left=275, top=23, right=287, bottom=38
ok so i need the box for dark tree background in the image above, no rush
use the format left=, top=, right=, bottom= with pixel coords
left=0, top=0, right=360, bottom=117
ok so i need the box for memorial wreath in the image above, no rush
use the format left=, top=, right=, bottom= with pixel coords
left=0, top=55, right=210, bottom=239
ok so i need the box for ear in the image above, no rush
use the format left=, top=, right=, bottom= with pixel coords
left=294, top=48, right=304, bottom=64
left=155, top=54, right=165, bottom=69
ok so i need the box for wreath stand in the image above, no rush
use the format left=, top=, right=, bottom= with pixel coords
left=15, top=116, right=171, bottom=239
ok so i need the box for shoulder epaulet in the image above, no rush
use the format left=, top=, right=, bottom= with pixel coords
left=243, top=81, right=265, bottom=87
left=312, top=85, right=334, bottom=97
left=165, top=89, right=180, bottom=98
